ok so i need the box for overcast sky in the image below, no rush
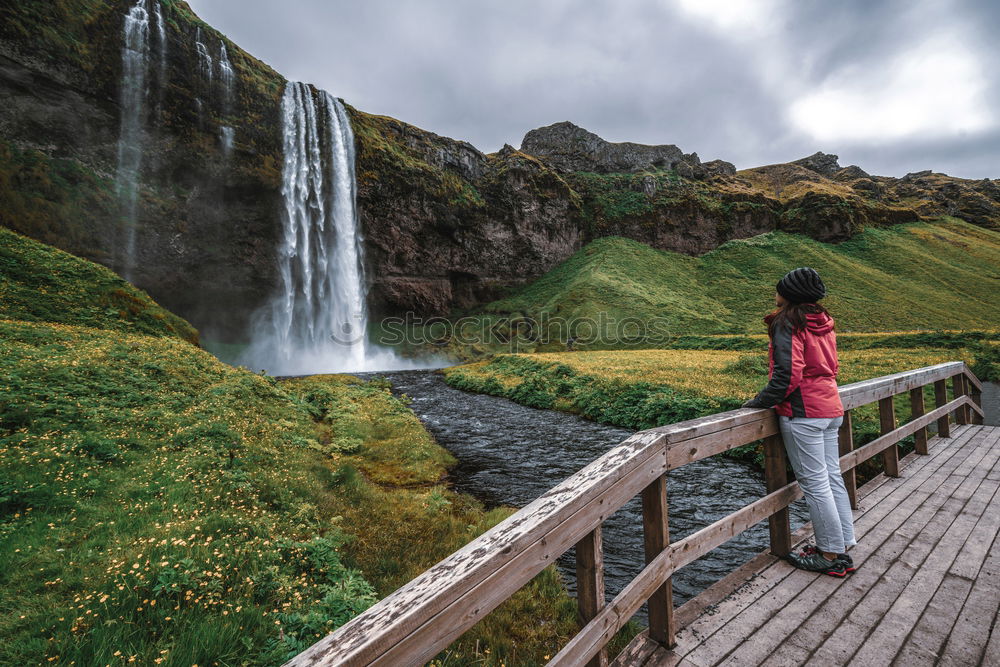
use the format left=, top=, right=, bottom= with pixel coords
left=187, top=0, right=999, bottom=179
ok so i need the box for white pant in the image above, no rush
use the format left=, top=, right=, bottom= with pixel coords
left=778, top=415, right=856, bottom=554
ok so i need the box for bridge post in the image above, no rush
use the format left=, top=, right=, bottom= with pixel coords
left=763, top=433, right=792, bottom=555
left=575, top=527, right=608, bottom=667
left=910, top=387, right=929, bottom=455
left=934, top=379, right=951, bottom=437
left=952, top=374, right=969, bottom=425
left=641, top=475, right=675, bottom=648
left=968, top=378, right=984, bottom=426
left=879, top=396, right=900, bottom=477
left=837, top=410, right=858, bottom=509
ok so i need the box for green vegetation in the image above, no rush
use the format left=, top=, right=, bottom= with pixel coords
left=568, top=171, right=661, bottom=224
left=0, top=140, right=119, bottom=261
left=0, top=0, right=110, bottom=72
left=0, top=229, right=582, bottom=665
left=0, top=319, right=578, bottom=665
left=971, top=344, right=1000, bottom=383
left=350, top=109, right=488, bottom=217
left=445, top=354, right=729, bottom=429
left=0, top=226, right=198, bottom=344
left=473, top=218, right=1000, bottom=345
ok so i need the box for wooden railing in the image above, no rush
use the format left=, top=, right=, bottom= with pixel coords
left=285, top=361, right=984, bottom=667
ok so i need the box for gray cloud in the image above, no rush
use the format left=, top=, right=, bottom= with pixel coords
left=187, top=0, right=999, bottom=178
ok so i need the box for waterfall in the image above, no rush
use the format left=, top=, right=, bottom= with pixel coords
left=220, top=125, right=235, bottom=159
left=151, top=0, right=166, bottom=86
left=218, top=42, right=234, bottom=110
left=241, top=82, right=428, bottom=374
left=195, top=27, right=213, bottom=82
left=115, top=0, right=151, bottom=281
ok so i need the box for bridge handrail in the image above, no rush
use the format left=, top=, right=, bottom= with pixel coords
left=285, top=360, right=984, bottom=667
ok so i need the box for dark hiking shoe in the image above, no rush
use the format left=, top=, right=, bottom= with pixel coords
left=798, top=544, right=855, bottom=573
left=837, top=553, right=855, bottom=573
left=787, top=552, right=847, bottom=577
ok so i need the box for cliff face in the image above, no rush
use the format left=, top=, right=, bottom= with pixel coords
left=0, top=0, right=286, bottom=342
left=1, top=1, right=999, bottom=344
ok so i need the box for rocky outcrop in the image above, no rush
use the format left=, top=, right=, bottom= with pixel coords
left=522, top=121, right=719, bottom=177
left=792, top=151, right=842, bottom=176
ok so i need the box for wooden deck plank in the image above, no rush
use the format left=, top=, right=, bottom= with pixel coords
left=847, top=477, right=1000, bottom=665
left=895, top=459, right=1000, bottom=665
left=983, top=615, right=1000, bottom=667
left=891, top=575, right=973, bottom=666
left=666, top=426, right=977, bottom=661
left=804, top=432, right=1000, bottom=666
left=669, top=433, right=966, bottom=664
left=760, top=427, right=994, bottom=665
left=681, top=427, right=990, bottom=665
left=710, top=428, right=999, bottom=666
left=937, top=497, right=1000, bottom=665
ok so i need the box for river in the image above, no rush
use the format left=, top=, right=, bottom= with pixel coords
left=361, top=369, right=810, bottom=613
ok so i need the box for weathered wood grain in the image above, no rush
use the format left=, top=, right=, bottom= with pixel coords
left=848, top=478, right=1000, bottom=665
left=910, top=387, right=928, bottom=456
left=763, top=433, right=791, bottom=557
left=953, top=374, right=969, bottom=426
left=783, top=428, right=999, bottom=666
left=283, top=429, right=666, bottom=666
left=641, top=476, right=674, bottom=648
left=576, top=527, right=608, bottom=667
left=684, top=426, right=990, bottom=666
left=838, top=397, right=972, bottom=472
left=879, top=395, right=900, bottom=477
left=752, top=428, right=983, bottom=666
left=608, top=632, right=664, bottom=667
left=838, top=409, right=858, bottom=509
left=838, top=362, right=965, bottom=410
left=935, top=378, right=952, bottom=438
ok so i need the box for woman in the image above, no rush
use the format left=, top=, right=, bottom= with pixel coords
left=742, top=267, right=856, bottom=577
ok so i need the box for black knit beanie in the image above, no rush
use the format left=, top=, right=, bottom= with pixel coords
left=776, top=267, right=826, bottom=303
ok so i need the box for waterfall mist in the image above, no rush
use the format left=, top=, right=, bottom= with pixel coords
left=241, top=82, right=439, bottom=375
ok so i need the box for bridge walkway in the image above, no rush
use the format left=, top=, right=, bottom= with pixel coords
left=619, top=423, right=1000, bottom=667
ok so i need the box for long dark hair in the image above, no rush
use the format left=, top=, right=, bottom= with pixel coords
left=765, top=302, right=830, bottom=338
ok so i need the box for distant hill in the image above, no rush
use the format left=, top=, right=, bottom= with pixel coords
left=479, top=217, right=1000, bottom=338
left=0, top=227, right=199, bottom=344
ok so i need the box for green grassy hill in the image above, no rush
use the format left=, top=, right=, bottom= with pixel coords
left=0, top=226, right=199, bottom=344
left=479, top=217, right=1000, bottom=340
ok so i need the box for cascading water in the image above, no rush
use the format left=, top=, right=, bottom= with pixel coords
left=151, top=0, right=166, bottom=86
left=218, top=42, right=234, bottom=109
left=218, top=42, right=235, bottom=157
left=195, top=28, right=213, bottom=82
left=220, top=125, right=235, bottom=159
left=241, top=82, right=436, bottom=375
left=115, top=0, right=151, bottom=281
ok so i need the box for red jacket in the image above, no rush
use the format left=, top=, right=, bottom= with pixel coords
left=749, top=311, right=844, bottom=418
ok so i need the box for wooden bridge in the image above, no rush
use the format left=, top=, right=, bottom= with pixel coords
left=285, top=361, right=996, bottom=666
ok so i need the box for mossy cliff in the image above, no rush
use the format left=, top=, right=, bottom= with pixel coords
left=2, top=1, right=999, bottom=345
